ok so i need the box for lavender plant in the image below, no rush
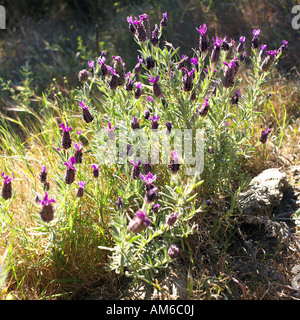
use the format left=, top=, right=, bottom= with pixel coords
left=71, top=11, right=287, bottom=285
left=0, top=10, right=288, bottom=295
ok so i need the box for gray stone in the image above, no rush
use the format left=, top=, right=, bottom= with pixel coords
left=238, top=168, right=290, bottom=216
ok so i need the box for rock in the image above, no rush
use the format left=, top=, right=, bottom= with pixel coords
left=238, top=168, right=290, bottom=216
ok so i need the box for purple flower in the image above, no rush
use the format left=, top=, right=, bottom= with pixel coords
left=160, top=12, right=167, bottom=28
left=266, top=50, right=278, bottom=57
left=134, top=82, right=143, bottom=99
left=39, top=192, right=55, bottom=222
left=136, top=210, right=151, bottom=227
left=147, top=96, right=154, bottom=104
left=211, top=36, right=222, bottom=63
left=74, top=141, right=83, bottom=164
left=2, top=172, right=14, bottom=184
left=278, top=40, right=288, bottom=55
left=150, top=24, right=159, bottom=46
left=98, top=55, right=106, bottom=65
left=236, top=36, right=246, bottom=52
left=76, top=181, right=87, bottom=198
left=98, top=56, right=109, bottom=77
left=182, top=68, right=195, bottom=92
left=177, top=55, right=188, bottom=70
left=88, top=60, right=94, bottom=69
left=130, top=159, right=141, bottom=167
left=239, top=36, right=246, bottom=43
left=150, top=113, right=160, bottom=122
left=170, top=150, right=180, bottom=174
left=64, top=156, right=76, bottom=171
left=261, top=48, right=278, bottom=72
left=165, top=122, right=172, bottom=134
left=261, top=44, right=267, bottom=51
left=168, top=244, right=180, bottom=259
left=145, top=56, right=155, bottom=70
left=91, top=164, right=100, bottom=170
left=116, top=196, right=124, bottom=210
left=182, top=67, right=195, bottom=77
left=139, top=172, right=157, bottom=185
left=103, top=123, right=116, bottom=140
left=235, top=89, right=241, bottom=96
left=150, top=113, right=160, bottom=129
left=106, top=66, right=119, bottom=77
left=171, top=150, right=179, bottom=161
left=196, top=23, right=207, bottom=36
left=240, top=51, right=246, bottom=62
left=166, top=212, right=178, bottom=226
left=149, top=76, right=162, bottom=97
left=252, top=29, right=261, bottom=49
left=100, top=50, right=106, bottom=58
left=39, top=165, right=47, bottom=183
left=132, top=117, right=138, bottom=123
left=78, top=69, right=89, bottom=83
left=79, top=101, right=89, bottom=109
left=222, top=58, right=240, bottom=87
left=145, top=186, right=158, bottom=203
left=127, top=144, right=134, bottom=157
left=38, top=192, right=55, bottom=206
left=212, top=36, right=222, bottom=47
left=253, top=29, right=260, bottom=37
left=231, top=89, right=241, bottom=104
left=135, top=82, right=143, bottom=89
left=74, top=142, right=83, bottom=150
left=79, top=101, right=94, bottom=123
left=131, top=117, right=140, bottom=130
left=112, top=55, right=122, bottom=63
left=60, top=122, right=72, bottom=132
left=191, top=57, right=198, bottom=65
left=149, top=75, right=159, bottom=84
left=152, top=204, right=160, bottom=213
left=260, top=127, right=271, bottom=144
left=91, top=164, right=100, bottom=178
left=88, top=60, right=95, bottom=77
left=134, top=56, right=143, bottom=74
left=197, top=24, right=209, bottom=53
left=130, top=159, right=141, bottom=179
left=132, top=16, right=147, bottom=42
left=199, top=97, right=210, bottom=117
left=128, top=210, right=151, bottom=233
left=77, top=181, right=86, bottom=189
left=2, top=172, right=14, bottom=200
left=204, top=65, right=217, bottom=74
left=222, top=36, right=230, bottom=50
left=125, top=73, right=133, bottom=91
left=127, top=16, right=136, bottom=34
